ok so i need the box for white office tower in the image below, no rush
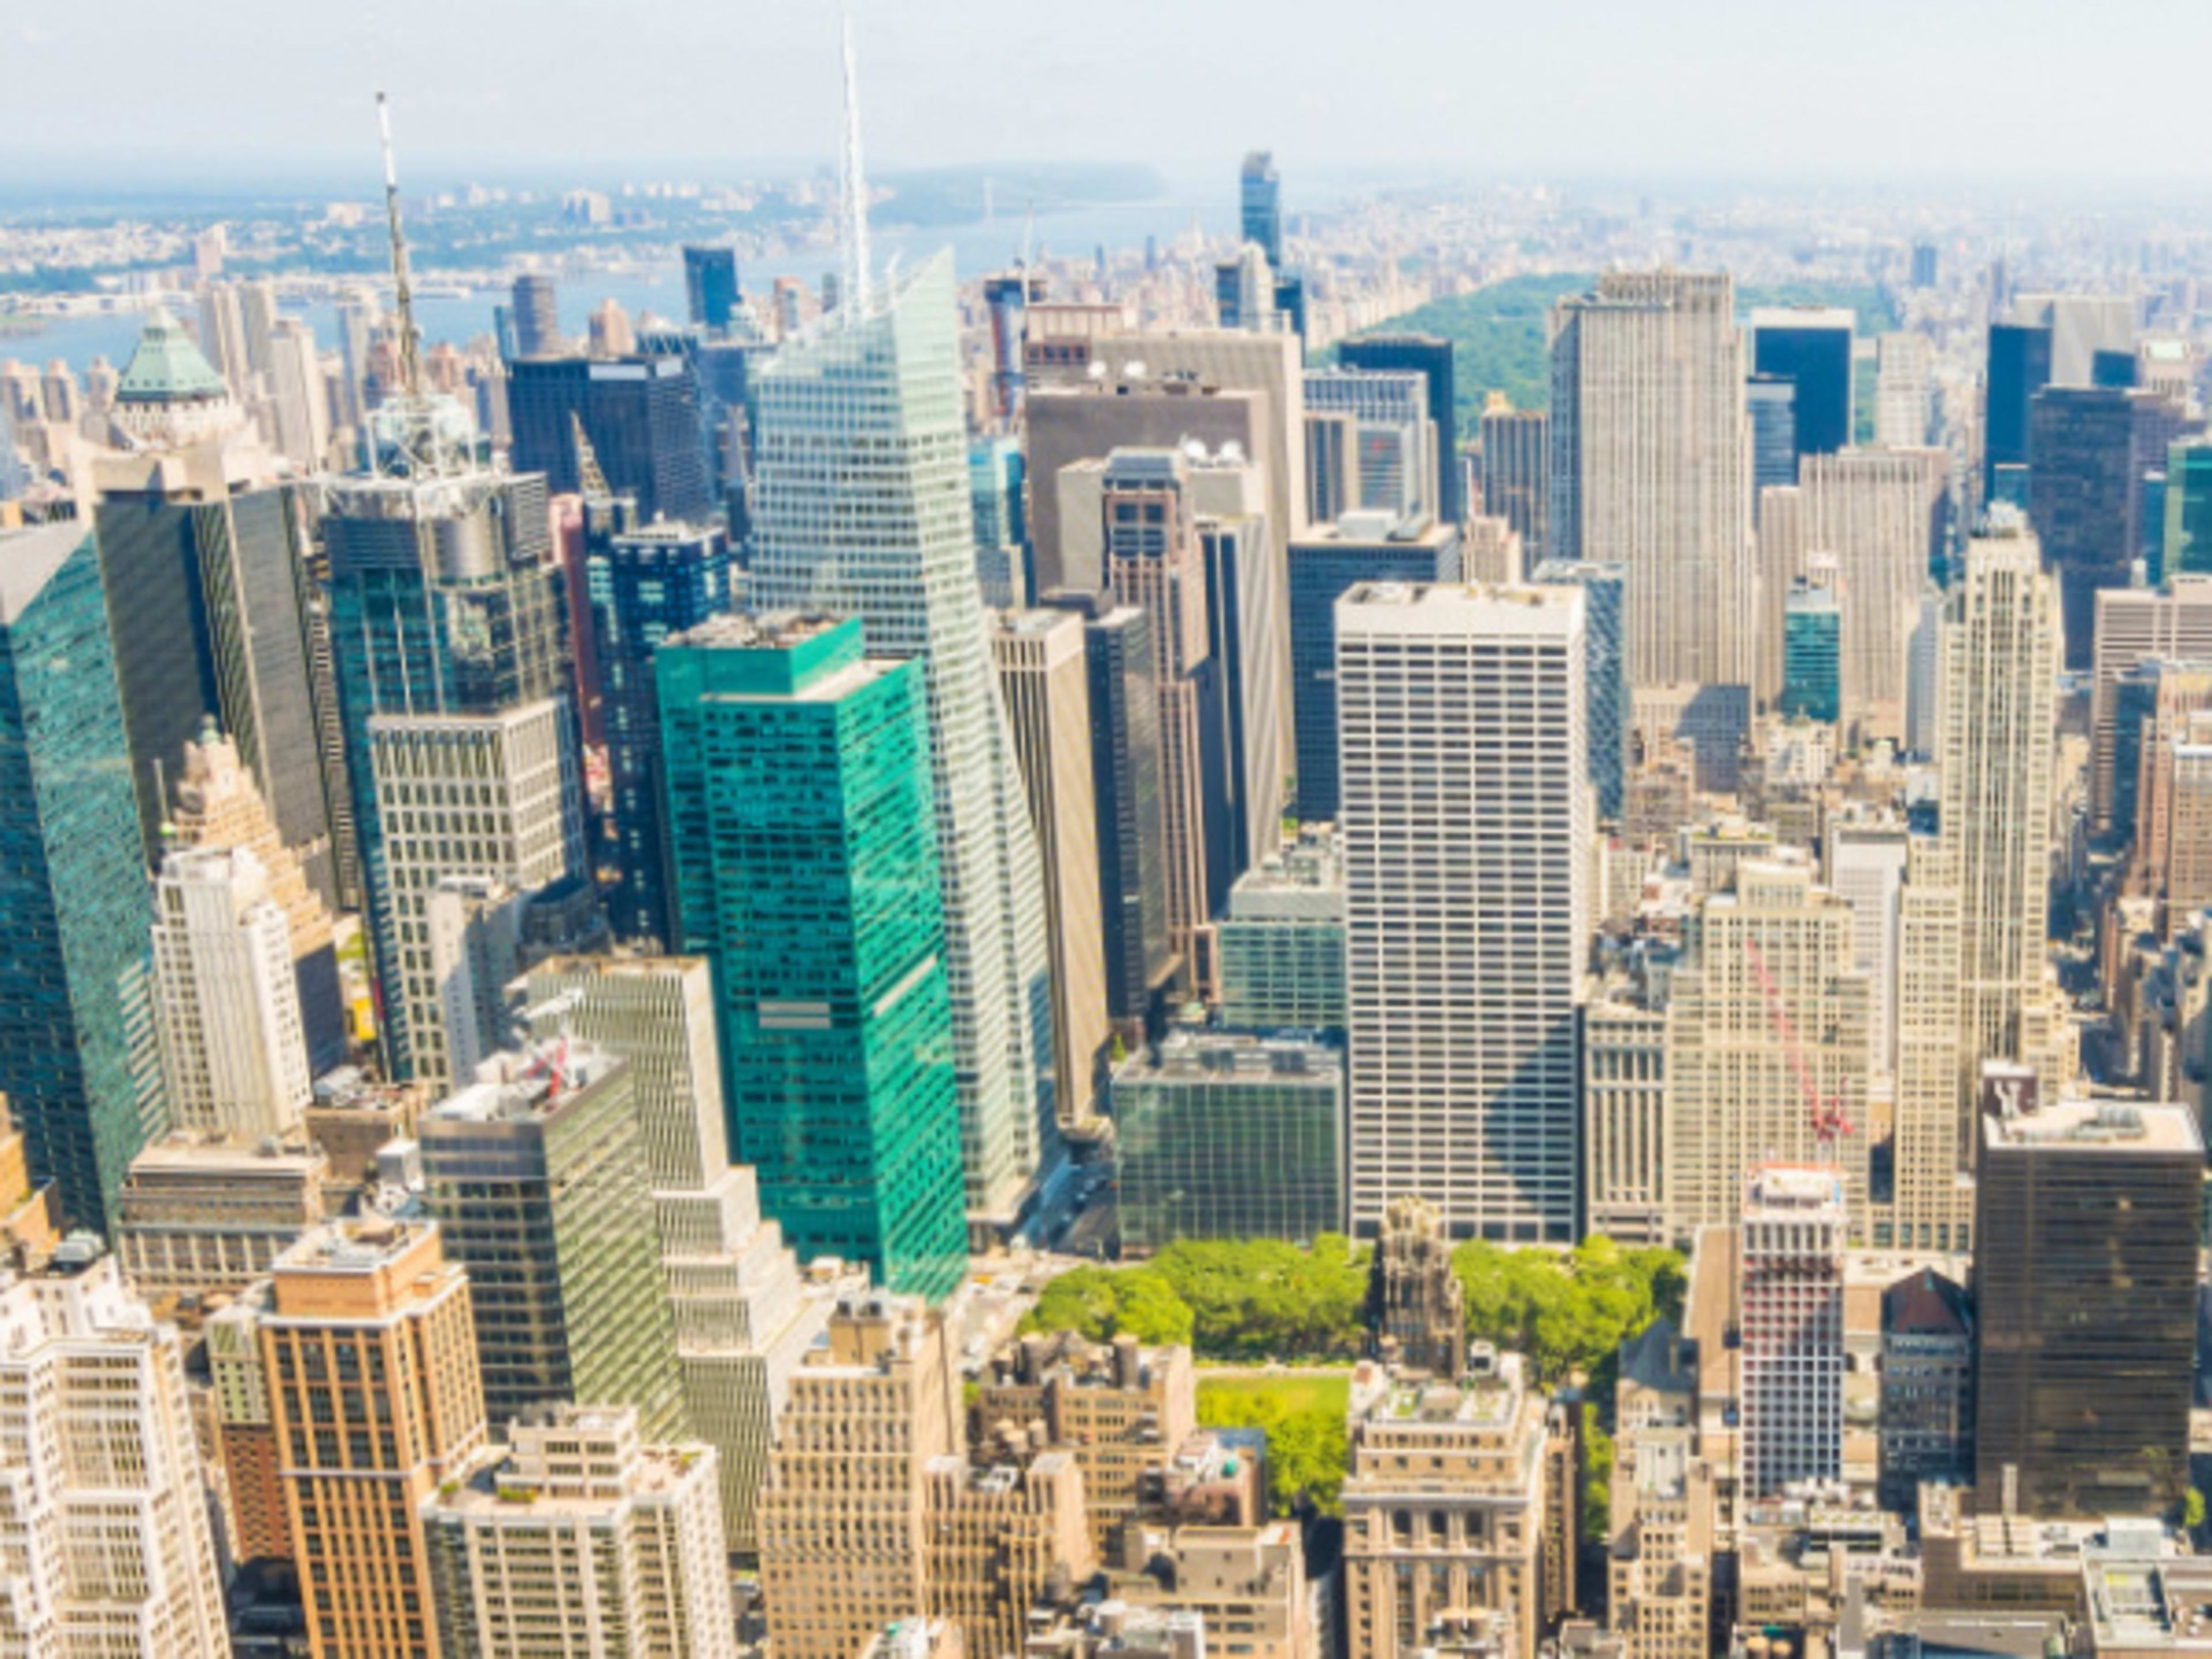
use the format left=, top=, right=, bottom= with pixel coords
left=1336, top=582, right=1588, bottom=1241
left=1737, top=1165, right=1846, bottom=1498
left=1906, top=588, right=1944, bottom=758
left=524, top=958, right=834, bottom=1555
left=263, top=317, right=330, bottom=472
left=0, top=1238, right=229, bottom=1654
left=749, top=251, right=1058, bottom=1221
left=1549, top=270, right=1753, bottom=694
left=423, top=1404, right=737, bottom=1659
left=1938, top=517, right=2066, bottom=1080
left=1304, top=367, right=1437, bottom=523
left=151, top=844, right=312, bottom=1140
left=1800, top=448, right=1949, bottom=748
left=1873, top=333, right=1934, bottom=448
left=1825, top=816, right=1910, bottom=1074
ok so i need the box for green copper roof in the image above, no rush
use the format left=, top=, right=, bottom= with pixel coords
left=115, top=309, right=229, bottom=404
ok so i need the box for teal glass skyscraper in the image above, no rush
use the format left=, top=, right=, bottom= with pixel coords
left=1781, top=579, right=1843, bottom=725
left=657, top=613, right=968, bottom=1301
left=0, top=524, right=165, bottom=1230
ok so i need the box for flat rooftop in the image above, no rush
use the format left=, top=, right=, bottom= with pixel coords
left=1983, top=1099, right=2204, bottom=1157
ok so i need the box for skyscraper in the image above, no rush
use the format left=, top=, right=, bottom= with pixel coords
left=1800, top=446, right=1949, bottom=744
left=1532, top=559, right=1628, bottom=820
left=2089, top=578, right=2212, bottom=828
left=683, top=244, right=741, bottom=332
left=1239, top=150, right=1283, bottom=268
left=151, top=844, right=312, bottom=1141
left=0, top=522, right=164, bottom=1232
left=507, top=351, right=716, bottom=524
left=749, top=252, right=1059, bottom=1222
left=1751, top=306, right=1855, bottom=459
left=585, top=516, right=734, bottom=945
left=1983, top=321, right=2052, bottom=500
left=1478, top=396, right=1547, bottom=559
left=260, top=1219, right=488, bottom=1659
left=265, top=315, right=330, bottom=471
left=92, top=309, right=347, bottom=898
left=511, top=272, right=561, bottom=357
left=1746, top=373, right=1798, bottom=496
left=1938, top=518, right=2065, bottom=1081
left=1340, top=334, right=1461, bottom=522
left=1303, top=368, right=1437, bottom=522
left=1738, top=1165, right=1847, bottom=1498
left=1975, top=1099, right=2200, bottom=1519
left=994, top=609, right=1111, bottom=1130
left=1780, top=579, right=1842, bottom=724
left=2164, top=438, right=2212, bottom=577
left=657, top=613, right=970, bottom=1298
left=1337, top=582, right=1586, bottom=1241
left=1550, top=271, right=1752, bottom=695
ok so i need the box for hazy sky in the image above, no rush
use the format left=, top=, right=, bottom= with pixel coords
left=16, top=0, right=2212, bottom=188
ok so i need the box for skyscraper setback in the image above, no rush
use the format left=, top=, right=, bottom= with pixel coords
left=749, top=252, right=1059, bottom=1222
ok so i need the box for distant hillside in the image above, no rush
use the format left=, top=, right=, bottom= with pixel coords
left=1347, top=274, right=1902, bottom=441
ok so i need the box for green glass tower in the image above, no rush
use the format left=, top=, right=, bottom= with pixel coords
left=0, top=524, right=165, bottom=1230
left=1781, top=579, right=1843, bottom=725
left=657, top=613, right=968, bottom=1300
left=2165, top=439, right=2212, bottom=579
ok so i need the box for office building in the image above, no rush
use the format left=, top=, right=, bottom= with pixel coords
left=1738, top=1165, right=1847, bottom=1498
left=1582, top=989, right=1668, bottom=1247
left=1983, top=320, right=2052, bottom=500
left=0, top=1240, right=228, bottom=1655
left=1342, top=1348, right=1564, bottom=1659
left=2165, top=440, right=2212, bottom=577
left=1551, top=271, right=1752, bottom=693
left=585, top=516, right=734, bottom=945
left=1879, top=1268, right=1974, bottom=1508
left=1287, top=516, right=1462, bottom=821
left=1826, top=815, right=1911, bottom=1073
left=683, top=244, right=740, bottom=332
left=1112, top=1028, right=1345, bottom=1252
left=1240, top=151, right=1283, bottom=268
left=971, top=433, right=1028, bottom=606
left=265, top=315, right=330, bottom=471
left=115, top=1135, right=325, bottom=1305
left=1478, top=396, right=1547, bottom=560
left=1874, top=332, right=1934, bottom=449
left=512, top=272, right=562, bottom=357
left=995, top=610, right=1111, bottom=1128
left=0, top=522, right=163, bottom=1232
left=1341, top=333, right=1460, bottom=522
left=424, top=1404, right=736, bottom=1658
left=1975, top=1100, right=2200, bottom=1519
left=1337, top=582, right=1586, bottom=1241
left=1752, top=307, right=1854, bottom=459
left=1801, top=446, right=1949, bottom=744
left=1781, top=579, right=1842, bottom=724
left=1532, top=559, right=1628, bottom=819
left=2088, top=578, right=2212, bottom=828
left=93, top=309, right=346, bottom=896
left=759, top=1297, right=965, bottom=1659
left=323, top=374, right=578, bottom=1084
left=751, top=253, right=1058, bottom=1223
left=508, top=351, right=715, bottom=524
left=1304, top=367, right=1437, bottom=523
left=522, top=956, right=835, bottom=1556
left=925, top=1452, right=1093, bottom=1659
left=1215, top=242, right=1281, bottom=333
left=1663, top=859, right=1872, bottom=1236
left=151, top=844, right=312, bottom=1140
left=1938, top=520, right=2065, bottom=1080
left=260, top=1219, right=488, bottom=1658
left=420, top=1043, right=687, bottom=1441
left=1747, top=373, right=1798, bottom=497
left=1368, top=1194, right=1468, bottom=1378
left=657, top=613, right=969, bottom=1296
left=2029, top=388, right=2170, bottom=666
left=1215, top=825, right=1346, bottom=1032
left=2013, top=292, right=2135, bottom=390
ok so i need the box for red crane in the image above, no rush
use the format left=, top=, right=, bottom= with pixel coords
left=1743, top=936, right=1853, bottom=1155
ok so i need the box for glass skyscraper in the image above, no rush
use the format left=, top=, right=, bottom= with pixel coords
left=1533, top=559, right=1629, bottom=820
left=0, top=524, right=165, bottom=1230
left=1752, top=307, right=1854, bottom=458
left=749, top=252, right=1058, bottom=1222
left=1239, top=150, right=1283, bottom=268
left=1781, top=579, right=1843, bottom=724
left=656, top=613, right=968, bottom=1301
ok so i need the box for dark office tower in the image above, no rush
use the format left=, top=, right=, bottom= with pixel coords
left=1984, top=321, right=2053, bottom=499
left=1974, top=1097, right=2200, bottom=1520
left=1910, top=242, right=1939, bottom=290
left=0, top=524, right=164, bottom=1232
left=92, top=312, right=350, bottom=903
left=1041, top=590, right=1173, bottom=1037
left=585, top=517, right=733, bottom=946
left=1287, top=517, right=1463, bottom=821
left=1533, top=560, right=1628, bottom=820
left=1340, top=334, right=1462, bottom=522
left=1240, top=151, right=1282, bottom=268
left=507, top=353, right=715, bottom=525
left=682, top=245, right=740, bottom=332
left=1477, top=399, right=1547, bottom=561
left=1751, top=307, right=1854, bottom=459
left=1746, top=373, right=1799, bottom=498
left=323, top=446, right=578, bottom=1086
left=511, top=274, right=560, bottom=358
left=2027, top=387, right=2199, bottom=668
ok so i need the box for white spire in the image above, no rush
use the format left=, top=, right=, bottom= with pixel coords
left=374, top=92, right=423, bottom=401
left=839, top=6, right=872, bottom=316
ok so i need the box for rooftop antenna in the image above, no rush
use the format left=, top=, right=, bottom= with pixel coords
left=838, top=6, right=872, bottom=316
left=375, top=92, right=423, bottom=402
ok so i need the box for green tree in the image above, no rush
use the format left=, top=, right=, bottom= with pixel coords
left=1021, top=1266, right=1194, bottom=1346
left=1581, top=1404, right=1615, bottom=1543
left=1196, top=1390, right=1349, bottom=1517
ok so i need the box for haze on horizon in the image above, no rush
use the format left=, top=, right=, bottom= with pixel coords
left=12, top=0, right=2212, bottom=190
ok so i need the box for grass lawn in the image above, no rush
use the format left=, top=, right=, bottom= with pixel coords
left=1197, top=1372, right=1350, bottom=1420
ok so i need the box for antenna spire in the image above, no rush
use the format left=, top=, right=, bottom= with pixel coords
left=838, top=7, right=872, bottom=316
left=376, top=92, right=424, bottom=401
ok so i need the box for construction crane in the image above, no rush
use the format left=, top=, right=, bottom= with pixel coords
left=1743, top=936, right=1852, bottom=1156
